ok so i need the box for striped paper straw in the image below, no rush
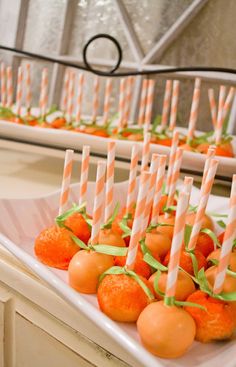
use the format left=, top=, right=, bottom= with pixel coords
left=66, top=71, right=75, bottom=123
left=165, top=191, right=190, bottom=299
left=187, top=78, right=201, bottom=142
left=16, top=66, right=23, bottom=116
left=126, top=171, right=151, bottom=270
left=75, top=73, right=84, bottom=123
left=126, top=145, right=139, bottom=214
left=188, top=159, right=219, bottom=250
left=144, top=79, right=155, bottom=130
left=151, top=154, right=167, bottom=225
left=0, top=62, right=6, bottom=107
left=138, top=79, right=148, bottom=126
left=90, top=161, right=106, bottom=245
left=123, top=76, right=134, bottom=125
left=58, top=149, right=74, bottom=215
left=105, top=141, right=116, bottom=223
left=165, top=148, right=183, bottom=217
left=102, top=78, right=112, bottom=125
left=25, top=63, right=32, bottom=110
left=6, top=66, right=13, bottom=108
left=141, top=154, right=159, bottom=236
left=183, top=176, right=193, bottom=195
left=213, top=175, right=236, bottom=294
left=202, top=146, right=216, bottom=185
left=118, top=78, right=126, bottom=130
left=161, top=80, right=172, bottom=130
left=166, top=130, right=179, bottom=194
left=91, top=76, right=99, bottom=122
left=61, top=69, right=70, bottom=112
left=39, top=68, right=49, bottom=118
left=169, top=80, right=180, bottom=131
left=208, top=89, right=217, bottom=127
left=79, top=145, right=90, bottom=206
left=215, top=85, right=226, bottom=144
left=141, top=131, right=151, bottom=172
left=222, top=87, right=235, bottom=121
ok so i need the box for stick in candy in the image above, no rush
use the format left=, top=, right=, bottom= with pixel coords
left=213, top=174, right=236, bottom=294
left=39, top=68, right=49, bottom=119
left=6, top=66, right=13, bottom=108
left=25, top=63, right=32, bottom=111
left=161, top=79, right=172, bottom=130
left=75, top=73, right=84, bottom=123
left=183, top=176, right=193, bottom=195
left=140, top=131, right=151, bottom=172
left=102, top=79, right=112, bottom=125
left=202, top=146, right=216, bottom=185
left=169, top=80, right=180, bottom=131
left=66, top=71, right=75, bottom=123
left=58, top=149, right=74, bottom=216
left=16, top=66, right=23, bottom=116
left=61, top=69, right=70, bottom=113
left=0, top=62, right=6, bottom=107
left=208, top=89, right=217, bottom=127
left=126, top=145, right=139, bottom=214
left=117, top=78, right=126, bottom=130
left=187, top=78, right=201, bottom=142
left=123, top=76, right=134, bottom=126
left=144, top=79, right=155, bottom=131
left=215, top=85, right=226, bottom=144
left=165, top=191, right=190, bottom=302
left=166, top=130, right=179, bottom=194
left=138, top=79, right=148, bottom=126
left=104, top=141, right=116, bottom=223
left=79, top=145, right=90, bottom=206
left=90, top=161, right=106, bottom=245
left=188, top=158, right=219, bottom=250
left=151, top=154, right=167, bottom=225
left=125, top=171, right=151, bottom=270
left=222, top=87, right=235, bottom=122
left=91, top=75, right=99, bottom=122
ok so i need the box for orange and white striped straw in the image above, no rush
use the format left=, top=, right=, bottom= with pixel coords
left=141, top=131, right=151, bottom=172
left=66, top=71, right=75, bottom=123
left=58, top=149, right=74, bottom=215
left=141, top=154, right=159, bottom=236
left=165, top=191, right=190, bottom=299
left=79, top=145, right=90, bottom=206
left=222, top=87, right=235, bottom=121
left=39, top=68, right=49, bottom=118
left=102, top=78, right=112, bottom=125
left=187, top=78, right=201, bottom=142
left=213, top=175, right=236, bottom=294
left=105, top=141, right=116, bottom=223
left=6, top=66, right=13, bottom=108
left=166, top=130, right=179, bottom=194
left=165, top=148, right=183, bottom=217
left=118, top=78, right=126, bottom=130
left=126, top=145, right=139, bottom=214
left=91, top=75, right=99, bottom=122
left=90, top=161, right=106, bottom=245
left=208, top=89, right=217, bottom=127
left=144, top=79, right=155, bottom=130
left=183, top=176, right=193, bottom=195
left=151, top=154, right=167, bottom=225
left=123, top=76, right=134, bottom=125
left=75, top=73, right=84, bottom=123
left=138, top=79, right=148, bottom=126
left=202, top=146, right=216, bottom=185
left=0, top=62, right=6, bottom=107
left=16, top=66, right=23, bottom=116
left=215, top=85, right=226, bottom=144
left=61, top=69, right=70, bottom=112
left=188, top=159, right=219, bottom=250
left=25, top=63, right=32, bottom=110
left=169, top=80, right=180, bottom=131
left=126, top=171, right=151, bottom=270
left=161, top=80, right=172, bottom=130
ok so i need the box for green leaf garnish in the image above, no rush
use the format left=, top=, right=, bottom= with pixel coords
left=101, top=203, right=120, bottom=229
left=184, top=224, right=193, bottom=248
left=71, top=235, right=89, bottom=250
left=200, top=228, right=221, bottom=249
left=55, top=202, right=87, bottom=227
left=92, top=245, right=128, bottom=257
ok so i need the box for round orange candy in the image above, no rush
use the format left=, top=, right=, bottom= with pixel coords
left=207, top=249, right=236, bottom=271
left=195, top=231, right=215, bottom=257
left=98, top=228, right=126, bottom=247
left=205, top=265, right=236, bottom=294
left=155, top=214, right=175, bottom=239
left=114, top=249, right=153, bottom=279
left=185, top=290, right=235, bottom=342
left=197, top=142, right=234, bottom=157
left=68, top=250, right=114, bottom=294
left=145, top=230, right=172, bottom=259
left=179, top=143, right=194, bottom=152
left=51, top=117, right=66, bottom=129
left=64, top=212, right=91, bottom=244
left=137, top=301, right=196, bottom=358
left=185, top=212, right=214, bottom=231
left=163, top=248, right=207, bottom=276
left=155, top=137, right=172, bottom=147
left=149, top=270, right=195, bottom=301
left=97, top=273, right=153, bottom=322
left=34, top=226, right=79, bottom=270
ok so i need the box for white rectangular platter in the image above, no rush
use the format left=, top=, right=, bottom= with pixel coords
left=0, top=181, right=235, bottom=367
left=0, top=119, right=235, bottom=178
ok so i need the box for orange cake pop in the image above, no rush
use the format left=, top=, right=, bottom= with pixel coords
left=163, top=248, right=207, bottom=276
left=145, top=230, right=172, bottom=259
left=114, top=249, right=153, bottom=279
left=64, top=212, right=91, bottom=244
left=35, top=226, right=79, bottom=270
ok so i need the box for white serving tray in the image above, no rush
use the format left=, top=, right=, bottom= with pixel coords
left=0, top=181, right=235, bottom=367
left=0, top=119, right=235, bottom=178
